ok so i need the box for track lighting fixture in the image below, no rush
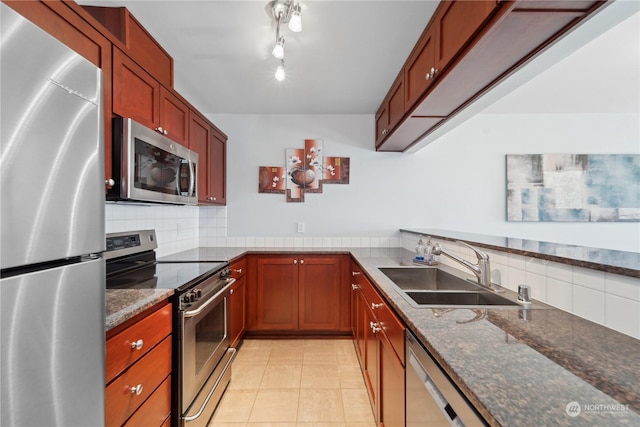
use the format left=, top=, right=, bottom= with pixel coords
left=275, top=59, right=286, bottom=81
left=268, top=0, right=302, bottom=80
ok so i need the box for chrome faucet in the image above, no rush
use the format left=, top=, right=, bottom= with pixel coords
left=431, top=241, right=494, bottom=290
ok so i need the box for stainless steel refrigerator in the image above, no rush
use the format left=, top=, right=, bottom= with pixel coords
left=1, top=4, right=105, bottom=426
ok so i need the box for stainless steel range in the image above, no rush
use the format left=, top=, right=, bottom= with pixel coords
left=106, top=230, right=236, bottom=427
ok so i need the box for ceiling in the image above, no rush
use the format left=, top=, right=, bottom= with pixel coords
left=78, top=0, right=439, bottom=114
left=76, top=1, right=639, bottom=117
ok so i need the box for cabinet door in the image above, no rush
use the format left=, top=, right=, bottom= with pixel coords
left=374, top=104, right=388, bottom=147
left=298, top=257, right=341, bottom=330
left=113, top=48, right=159, bottom=130
left=362, top=295, right=379, bottom=423
left=159, top=87, right=189, bottom=146
left=229, top=275, right=246, bottom=347
left=209, top=128, right=227, bottom=205
left=256, top=257, right=299, bottom=330
left=189, top=110, right=212, bottom=203
left=405, top=25, right=436, bottom=110
left=379, top=333, right=405, bottom=427
left=435, top=0, right=497, bottom=69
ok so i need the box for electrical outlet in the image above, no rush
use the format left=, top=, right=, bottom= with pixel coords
left=297, top=222, right=305, bottom=233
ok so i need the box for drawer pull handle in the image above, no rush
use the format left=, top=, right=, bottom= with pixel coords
left=371, top=303, right=384, bottom=310
left=131, top=339, right=144, bottom=351
left=352, top=271, right=361, bottom=276
left=351, top=284, right=359, bottom=290
left=130, top=384, right=143, bottom=395
left=233, top=268, right=243, bottom=274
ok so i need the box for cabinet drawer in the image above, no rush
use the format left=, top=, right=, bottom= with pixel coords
left=106, top=336, right=172, bottom=427
left=106, top=303, right=172, bottom=383
left=123, top=375, right=171, bottom=427
left=376, top=305, right=405, bottom=364
left=230, top=257, right=246, bottom=280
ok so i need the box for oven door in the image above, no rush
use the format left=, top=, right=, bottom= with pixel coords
left=113, top=118, right=197, bottom=205
left=180, top=280, right=234, bottom=422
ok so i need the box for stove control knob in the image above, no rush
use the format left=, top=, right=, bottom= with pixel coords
left=182, top=294, right=191, bottom=305
left=195, top=289, right=202, bottom=299
left=189, top=292, right=196, bottom=303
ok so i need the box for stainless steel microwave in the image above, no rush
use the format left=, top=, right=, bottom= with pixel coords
left=108, top=118, right=198, bottom=205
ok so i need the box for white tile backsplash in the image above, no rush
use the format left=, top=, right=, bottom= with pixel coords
left=573, top=285, right=606, bottom=325
left=605, top=294, right=640, bottom=339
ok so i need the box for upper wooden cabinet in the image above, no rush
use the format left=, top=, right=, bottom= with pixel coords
left=113, top=47, right=159, bottom=129
left=189, top=110, right=227, bottom=205
left=81, top=5, right=173, bottom=87
left=376, top=0, right=608, bottom=152
left=113, top=48, right=189, bottom=145
left=375, top=74, right=405, bottom=147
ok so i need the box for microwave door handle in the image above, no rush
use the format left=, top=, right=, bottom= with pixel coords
left=176, top=160, right=186, bottom=195
left=189, top=159, right=195, bottom=197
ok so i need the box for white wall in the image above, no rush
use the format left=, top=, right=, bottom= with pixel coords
left=209, top=112, right=639, bottom=252
left=207, top=114, right=432, bottom=239
left=419, top=112, right=640, bottom=252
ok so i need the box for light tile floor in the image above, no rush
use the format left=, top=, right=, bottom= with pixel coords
left=210, top=338, right=376, bottom=427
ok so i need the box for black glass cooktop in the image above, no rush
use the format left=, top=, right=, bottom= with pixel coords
left=106, top=261, right=227, bottom=290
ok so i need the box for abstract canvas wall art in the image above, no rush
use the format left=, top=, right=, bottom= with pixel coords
left=506, top=154, right=640, bottom=222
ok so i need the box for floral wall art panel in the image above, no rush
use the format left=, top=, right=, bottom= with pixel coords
left=260, top=139, right=350, bottom=203
left=506, top=154, right=640, bottom=222
left=258, top=166, right=286, bottom=194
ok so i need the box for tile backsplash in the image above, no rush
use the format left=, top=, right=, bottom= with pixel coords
left=401, top=233, right=640, bottom=340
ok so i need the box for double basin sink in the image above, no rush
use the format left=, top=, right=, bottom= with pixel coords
left=379, top=266, right=524, bottom=308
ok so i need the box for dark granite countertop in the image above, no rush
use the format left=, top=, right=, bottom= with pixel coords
left=105, top=288, right=174, bottom=331
left=114, top=245, right=640, bottom=425
left=402, top=228, right=640, bottom=278
left=356, top=249, right=640, bottom=426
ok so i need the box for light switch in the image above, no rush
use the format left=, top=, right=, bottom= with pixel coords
left=297, top=222, right=305, bottom=233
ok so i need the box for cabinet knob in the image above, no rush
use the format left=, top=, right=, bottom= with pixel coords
left=352, top=271, right=361, bottom=277
left=381, top=129, right=389, bottom=135
left=155, top=126, right=168, bottom=135
left=208, top=196, right=216, bottom=201
left=130, top=384, right=143, bottom=395
left=105, top=178, right=115, bottom=187
left=300, top=259, right=304, bottom=264
left=230, top=289, right=234, bottom=295
left=131, top=339, right=144, bottom=351
left=370, top=321, right=381, bottom=333
left=293, top=259, right=298, bottom=264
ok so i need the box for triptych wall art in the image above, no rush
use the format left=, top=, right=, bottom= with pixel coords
left=506, top=154, right=640, bottom=222
left=258, top=139, right=350, bottom=202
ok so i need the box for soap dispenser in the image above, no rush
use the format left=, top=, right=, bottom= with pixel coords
left=425, top=236, right=434, bottom=263
left=415, top=237, right=425, bottom=261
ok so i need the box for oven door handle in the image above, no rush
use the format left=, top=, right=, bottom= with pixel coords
left=183, top=279, right=235, bottom=318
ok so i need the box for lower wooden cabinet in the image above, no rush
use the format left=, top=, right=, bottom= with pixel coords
left=246, top=254, right=351, bottom=334
left=351, top=262, right=405, bottom=427
left=105, top=301, right=172, bottom=427
left=229, top=257, right=247, bottom=347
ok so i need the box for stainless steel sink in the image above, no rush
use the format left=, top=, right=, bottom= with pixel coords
left=405, top=291, right=520, bottom=307
left=379, top=267, right=479, bottom=291
left=379, top=266, right=530, bottom=308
